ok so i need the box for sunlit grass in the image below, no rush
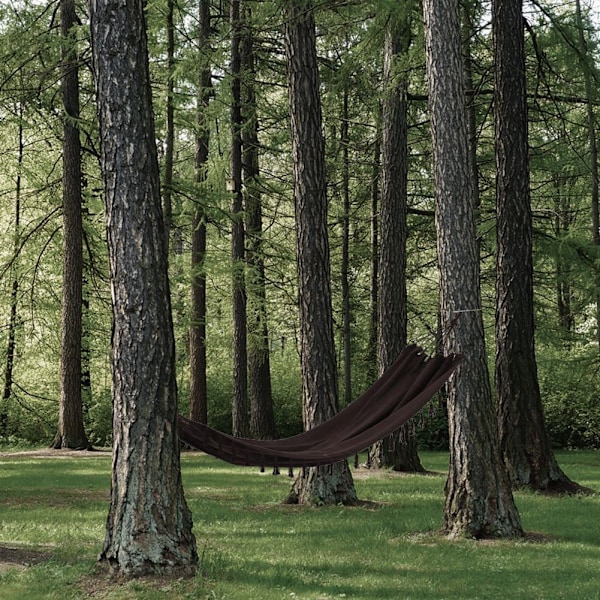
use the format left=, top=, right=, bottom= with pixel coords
left=0, top=450, right=598, bottom=599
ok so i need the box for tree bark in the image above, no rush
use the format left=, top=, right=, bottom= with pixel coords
left=493, top=0, right=583, bottom=494
left=53, top=0, right=90, bottom=450
left=162, top=0, right=175, bottom=251
left=366, top=127, right=380, bottom=386
left=340, top=85, right=352, bottom=408
left=91, top=0, right=197, bottom=575
left=283, top=0, right=356, bottom=505
left=242, top=1, right=277, bottom=440
left=230, top=0, right=249, bottom=438
left=189, top=0, right=212, bottom=426
left=423, top=0, right=522, bottom=538
left=575, top=0, right=600, bottom=353
left=368, top=12, right=423, bottom=473
left=1, top=112, right=23, bottom=439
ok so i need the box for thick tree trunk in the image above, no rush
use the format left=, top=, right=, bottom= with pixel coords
left=423, top=0, right=522, bottom=538
left=368, top=13, right=423, bottom=473
left=242, top=2, right=277, bottom=441
left=283, top=0, right=356, bottom=505
left=189, top=0, right=212, bottom=426
left=493, top=0, right=583, bottom=494
left=230, top=0, right=249, bottom=438
left=53, top=0, right=90, bottom=450
left=91, top=0, right=196, bottom=575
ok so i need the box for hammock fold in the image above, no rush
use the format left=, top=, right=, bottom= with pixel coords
left=178, top=344, right=462, bottom=468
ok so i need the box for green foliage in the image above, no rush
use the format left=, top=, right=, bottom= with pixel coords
left=0, top=0, right=599, bottom=454
left=539, top=348, right=600, bottom=449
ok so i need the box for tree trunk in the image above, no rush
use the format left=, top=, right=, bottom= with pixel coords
left=162, top=0, right=175, bottom=251
left=493, top=0, right=583, bottom=494
left=553, top=181, right=574, bottom=338
left=462, top=1, right=482, bottom=258
left=423, top=0, right=522, bottom=538
left=91, top=0, right=197, bottom=575
left=283, top=0, right=356, bottom=505
left=53, top=0, right=90, bottom=450
left=189, top=0, right=212, bottom=426
left=340, top=84, right=352, bottom=407
left=368, top=13, right=423, bottom=473
left=242, top=1, right=277, bottom=440
left=230, top=0, right=249, bottom=438
left=575, top=0, right=600, bottom=353
left=1, top=114, right=22, bottom=439
left=366, top=127, right=380, bottom=385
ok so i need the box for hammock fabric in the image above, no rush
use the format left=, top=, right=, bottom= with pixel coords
left=178, top=344, right=462, bottom=468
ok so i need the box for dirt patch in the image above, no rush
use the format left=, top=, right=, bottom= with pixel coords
left=0, top=545, right=51, bottom=573
left=0, top=448, right=111, bottom=460
left=351, top=466, right=444, bottom=479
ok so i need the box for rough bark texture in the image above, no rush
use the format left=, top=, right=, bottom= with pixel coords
left=53, top=0, right=90, bottom=450
left=242, top=2, right=277, bottom=441
left=493, top=0, right=582, bottom=494
left=230, top=0, right=249, bottom=438
left=423, top=0, right=522, bottom=538
left=189, top=0, right=212, bottom=426
left=368, top=13, right=423, bottom=473
left=91, top=0, right=197, bottom=575
left=283, top=0, right=356, bottom=505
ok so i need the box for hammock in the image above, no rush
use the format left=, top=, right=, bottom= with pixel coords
left=178, top=344, right=462, bottom=468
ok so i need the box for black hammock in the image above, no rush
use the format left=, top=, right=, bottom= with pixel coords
left=178, top=344, right=462, bottom=469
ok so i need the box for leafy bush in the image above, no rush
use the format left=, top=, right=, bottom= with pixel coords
left=416, top=396, right=450, bottom=451
left=539, top=349, right=600, bottom=449
left=86, top=389, right=113, bottom=447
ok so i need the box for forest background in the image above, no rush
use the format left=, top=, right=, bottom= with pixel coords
left=0, top=0, right=599, bottom=451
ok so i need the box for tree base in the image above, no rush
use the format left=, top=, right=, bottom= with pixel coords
left=285, top=462, right=358, bottom=506
left=97, top=553, right=197, bottom=579
left=524, top=475, right=595, bottom=496
left=366, top=427, right=424, bottom=473
left=50, top=433, right=92, bottom=451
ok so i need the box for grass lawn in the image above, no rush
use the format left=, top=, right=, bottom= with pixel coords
left=0, top=449, right=598, bottom=599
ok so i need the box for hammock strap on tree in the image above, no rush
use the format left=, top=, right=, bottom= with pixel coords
left=178, top=344, right=462, bottom=468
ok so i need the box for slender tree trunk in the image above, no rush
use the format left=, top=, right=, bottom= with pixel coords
left=575, top=0, right=600, bottom=352
left=81, top=276, right=92, bottom=419
left=553, top=179, right=574, bottom=338
left=423, top=0, right=522, bottom=538
left=242, top=1, right=277, bottom=440
left=462, top=1, right=481, bottom=253
left=189, top=0, right=212, bottom=426
left=162, top=0, right=175, bottom=252
left=368, top=13, right=423, bottom=472
left=1, top=113, right=23, bottom=439
left=230, top=0, right=249, bottom=438
left=366, top=127, right=380, bottom=386
left=340, top=85, right=352, bottom=407
left=53, top=0, right=90, bottom=450
left=493, top=0, right=583, bottom=494
left=283, top=0, right=356, bottom=505
left=91, top=0, right=196, bottom=575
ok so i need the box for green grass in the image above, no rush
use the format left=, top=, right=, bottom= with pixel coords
left=0, top=450, right=599, bottom=599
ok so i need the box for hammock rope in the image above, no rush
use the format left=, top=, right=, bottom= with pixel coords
left=178, top=344, right=462, bottom=468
